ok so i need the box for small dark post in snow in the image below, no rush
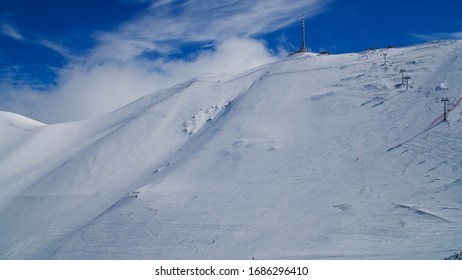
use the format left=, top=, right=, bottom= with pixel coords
left=383, top=53, right=388, bottom=65
left=441, top=97, right=450, bottom=121
left=399, top=69, right=406, bottom=85
left=404, top=76, right=411, bottom=90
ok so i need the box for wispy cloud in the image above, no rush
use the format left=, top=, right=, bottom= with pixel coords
left=90, top=0, right=331, bottom=62
left=0, top=22, right=24, bottom=41
left=2, top=37, right=277, bottom=123
left=1, top=0, right=331, bottom=123
left=0, top=19, right=73, bottom=59
left=36, top=38, right=74, bottom=59
left=412, top=31, right=462, bottom=41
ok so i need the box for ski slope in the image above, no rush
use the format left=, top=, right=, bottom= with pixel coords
left=1, top=40, right=462, bottom=259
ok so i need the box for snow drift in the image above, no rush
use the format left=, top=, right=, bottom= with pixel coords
left=1, top=41, right=462, bottom=259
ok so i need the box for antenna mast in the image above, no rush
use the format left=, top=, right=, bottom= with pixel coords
left=300, top=13, right=308, bottom=53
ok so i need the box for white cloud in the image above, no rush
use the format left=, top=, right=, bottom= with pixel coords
left=1, top=37, right=278, bottom=123
left=36, top=39, right=74, bottom=59
left=90, top=0, right=331, bottom=62
left=0, top=22, right=24, bottom=41
left=1, top=0, right=331, bottom=123
left=412, top=31, right=462, bottom=41
left=0, top=19, right=73, bottom=59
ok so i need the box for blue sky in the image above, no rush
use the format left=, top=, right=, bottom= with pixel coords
left=1, top=0, right=462, bottom=123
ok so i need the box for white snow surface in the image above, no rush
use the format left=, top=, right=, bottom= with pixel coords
left=1, top=41, right=462, bottom=259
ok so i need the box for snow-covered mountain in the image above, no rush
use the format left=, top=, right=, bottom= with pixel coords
left=1, top=41, right=461, bottom=259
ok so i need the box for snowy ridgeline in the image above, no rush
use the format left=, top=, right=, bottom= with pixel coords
left=0, top=41, right=462, bottom=259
